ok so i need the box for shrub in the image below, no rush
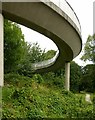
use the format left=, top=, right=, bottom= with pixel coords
left=32, top=74, right=44, bottom=84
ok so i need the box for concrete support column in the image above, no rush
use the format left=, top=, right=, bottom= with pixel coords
left=0, top=14, right=4, bottom=86
left=65, top=62, right=70, bottom=91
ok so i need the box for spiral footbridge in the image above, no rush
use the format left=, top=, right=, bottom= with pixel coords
left=1, top=0, right=82, bottom=73
left=0, top=0, right=82, bottom=88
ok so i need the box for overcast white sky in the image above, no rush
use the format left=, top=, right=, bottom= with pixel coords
left=66, top=0, right=94, bottom=66
left=21, top=0, right=95, bottom=66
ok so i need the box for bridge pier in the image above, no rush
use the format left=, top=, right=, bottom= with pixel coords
left=65, top=62, right=70, bottom=91
left=0, top=13, right=4, bottom=86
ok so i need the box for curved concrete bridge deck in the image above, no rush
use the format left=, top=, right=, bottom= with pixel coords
left=1, top=0, right=82, bottom=73
left=0, top=0, right=82, bottom=89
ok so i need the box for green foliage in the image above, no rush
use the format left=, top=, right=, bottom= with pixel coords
left=70, top=61, right=82, bottom=92
left=79, top=64, right=95, bottom=92
left=32, top=74, right=44, bottom=84
left=4, top=19, right=46, bottom=77
left=81, top=34, right=95, bottom=63
left=2, top=73, right=94, bottom=119
left=42, top=72, right=65, bottom=88
left=17, top=43, right=46, bottom=77
left=4, top=73, right=33, bottom=87
left=4, top=19, right=27, bottom=73
left=54, top=68, right=65, bottom=77
left=81, top=34, right=95, bottom=92
left=44, top=50, right=56, bottom=60
left=28, top=43, right=45, bottom=63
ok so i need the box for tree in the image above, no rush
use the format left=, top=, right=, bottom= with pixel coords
left=70, top=61, right=82, bottom=92
left=4, top=19, right=27, bottom=73
left=81, top=34, right=95, bottom=63
left=80, top=34, right=95, bottom=92
left=44, top=50, right=56, bottom=60
left=79, top=64, right=95, bottom=92
left=28, top=42, right=45, bottom=63
left=18, top=43, right=46, bottom=77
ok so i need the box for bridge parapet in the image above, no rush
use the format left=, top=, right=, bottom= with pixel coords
left=32, top=50, right=59, bottom=70
left=41, top=0, right=81, bottom=35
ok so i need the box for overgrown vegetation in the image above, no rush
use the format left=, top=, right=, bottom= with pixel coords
left=2, top=73, right=94, bottom=118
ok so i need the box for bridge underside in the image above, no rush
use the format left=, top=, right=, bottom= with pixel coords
left=2, top=2, right=82, bottom=72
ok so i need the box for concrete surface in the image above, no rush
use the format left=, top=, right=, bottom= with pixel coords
left=1, top=0, right=82, bottom=73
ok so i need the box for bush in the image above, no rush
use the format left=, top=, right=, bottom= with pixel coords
left=32, top=74, right=44, bottom=84
left=42, top=72, right=65, bottom=88
left=4, top=73, right=33, bottom=87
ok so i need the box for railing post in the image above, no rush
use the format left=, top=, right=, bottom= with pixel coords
left=65, top=62, right=70, bottom=91
left=0, top=13, right=4, bottom=86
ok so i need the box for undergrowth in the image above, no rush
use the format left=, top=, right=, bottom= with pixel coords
left=2, top=73, right=94, bottom=119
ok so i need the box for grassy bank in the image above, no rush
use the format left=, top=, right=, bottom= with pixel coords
left=2, top=73, right=94, bottom=119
